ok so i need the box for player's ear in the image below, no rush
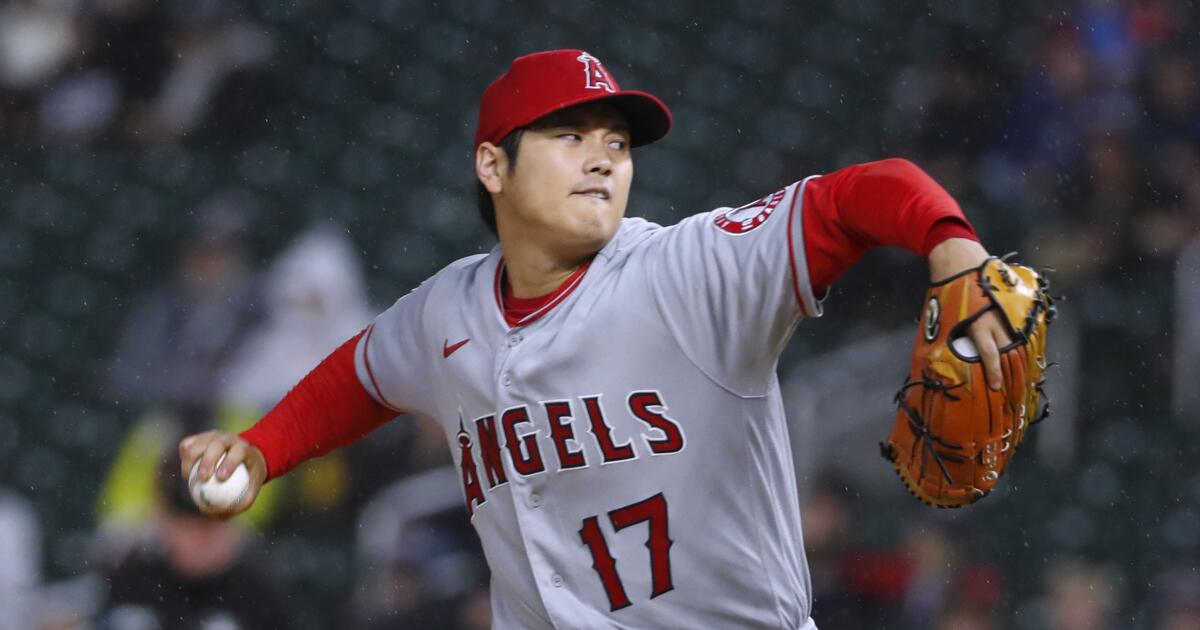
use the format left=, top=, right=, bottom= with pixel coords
left=476, top=142, right=506, bottom=194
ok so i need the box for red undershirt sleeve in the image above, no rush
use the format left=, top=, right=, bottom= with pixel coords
left=800, top=158, right=980, bottom=296
left=240, top=330, right=400, bottom=481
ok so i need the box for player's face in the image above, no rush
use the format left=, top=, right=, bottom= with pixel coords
left=498, top=104, right=633, bottom=257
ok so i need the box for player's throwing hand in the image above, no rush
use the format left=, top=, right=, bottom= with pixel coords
left=178, top=431, right=268, bottom=517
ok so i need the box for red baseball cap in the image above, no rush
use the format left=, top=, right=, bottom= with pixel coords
left=474, top=49, right=672, bottom=148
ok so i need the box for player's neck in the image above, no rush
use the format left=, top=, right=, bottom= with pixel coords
left=500, top=243, right=590, bottom=299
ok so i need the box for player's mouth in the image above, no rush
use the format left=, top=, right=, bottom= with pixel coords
left=571, top=187, right=610, bottom=201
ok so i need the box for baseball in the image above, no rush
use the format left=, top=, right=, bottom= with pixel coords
left=188, top=453, right=250, bottom=512
left=951, top=335, right=979, bottom=359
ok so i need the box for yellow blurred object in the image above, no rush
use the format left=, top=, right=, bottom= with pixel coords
left=96, top=403, right=285, bottom=530
left=297, top=454, right=349, bottom=511
left=96, top=411, right=175, bottom=530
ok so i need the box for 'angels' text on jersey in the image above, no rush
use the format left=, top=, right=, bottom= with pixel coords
left=456, top=391, right=686, bottom=516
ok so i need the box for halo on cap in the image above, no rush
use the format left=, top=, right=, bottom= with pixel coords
left=474, top=49, right=672, bottom=148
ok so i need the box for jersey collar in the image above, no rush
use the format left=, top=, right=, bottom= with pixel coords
left=489, top=219, right=646, bottom=328
left=493, top=257, right=592, bottom=329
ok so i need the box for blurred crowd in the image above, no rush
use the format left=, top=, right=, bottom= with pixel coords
left=2, top=0, right=1199, bottom=628
left=0, top=0, right=273, bottom=146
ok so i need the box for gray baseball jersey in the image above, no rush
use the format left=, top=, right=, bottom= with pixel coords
left=356, top=177, right=823, bottom=629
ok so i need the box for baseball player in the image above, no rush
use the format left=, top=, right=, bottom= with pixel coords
left=180, top=49, right=1015, bottom=628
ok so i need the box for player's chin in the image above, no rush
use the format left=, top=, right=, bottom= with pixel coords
left=563, top=212, right=620, bottom=251
left=567, top=196, right=623, bottom=231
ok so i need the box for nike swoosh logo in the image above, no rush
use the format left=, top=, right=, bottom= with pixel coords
left=443, top=338, right=470, bottom=358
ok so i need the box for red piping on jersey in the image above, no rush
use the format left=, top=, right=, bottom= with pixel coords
left=493, top=257, right=592, bottom=328
left=785, top=182, right=812, bottom=318
left=361, top=323, right=403, bottom=412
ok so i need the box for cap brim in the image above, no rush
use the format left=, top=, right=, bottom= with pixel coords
left=529, top=90, right=671, bottom=148
left=600, top=91, right=672, bottom=147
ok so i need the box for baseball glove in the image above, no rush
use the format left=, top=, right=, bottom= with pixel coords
left=881, top=256, right=1055, bottom=508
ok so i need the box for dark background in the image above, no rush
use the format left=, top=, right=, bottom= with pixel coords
left=2, top=0, right=1198, bottom=628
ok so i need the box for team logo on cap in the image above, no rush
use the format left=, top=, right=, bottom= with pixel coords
left=713, top=188, right=787, bottom=235
left=578, top=52, right=616, bottom=93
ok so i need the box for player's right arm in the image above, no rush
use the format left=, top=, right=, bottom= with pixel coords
left=178, top=329, right=399, bottom=517
left=178, top=272, right=442, bottom=518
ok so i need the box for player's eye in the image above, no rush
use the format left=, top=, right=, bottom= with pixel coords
left=558, top=133, right=582, bottom=141
left=609, top=138, right=628, bottom=151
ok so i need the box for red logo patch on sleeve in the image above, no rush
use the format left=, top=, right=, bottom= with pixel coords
left=713, top=187, right=787, bottom=235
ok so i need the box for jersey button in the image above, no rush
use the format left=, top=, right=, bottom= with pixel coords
left=507, top=333, right=523, bottom=347
left=527, top=493, right=542, bottom=508
left=551, top=573, right=564, bottom=588
left=502, top=373, right=512, bottom=387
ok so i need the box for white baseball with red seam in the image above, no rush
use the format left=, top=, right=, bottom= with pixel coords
left=188, top=453, right=250, bottom=512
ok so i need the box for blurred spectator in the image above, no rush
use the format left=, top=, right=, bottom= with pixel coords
left=1140, top=47, right=1200, bottom=150
left=898, top=519, right=1003, bottom=630
left=1002, top=23, right=1092, bottom=169
left=126, top=3, right=274, bottom=144
left=1154, top=567, right=1200, bottom=630
left=354, top=468, right=489, bottom=630
left=815, top=511, right=1005, bottom=630
left=802, top=473, right=866, bottom=628
left=84, top=0, right=174, bottom=106
left=936, top=604, right=998, bottom=630
left=898, top=519, right=959, bottom=628
left=0, top=488, right=40, bottom=630
left=221, top=226, right=371, bottom=412
left=1175, top=239, right=1200, bottom=420
left=0, top=1, right=76, bottom=90
left=97, top=404, right=283, bottom=549
left=33, top=0, right=173, bottom=142
left=96, top=450, right=292, bottom=630
left=1028, top=131, right=1138, bottom=285
left=96, top=403, right=287, bottom=535
left=100, top=202, right=265, bottom=533
left=0, top=0, right=80, bottom=141
left=96, top=409, right=183, bottom=533
left=1044, top=560, right=1120, bottom=630
left=917, top=29, right=1006, bottom=189
left=106, top=199, right=258, bottom=411
left=219, top=226, right=371, bottom=527
left=12, top=0, right=274, bottom=144
left=36, top=573, right=104, bottom=630
left=455, top=586, right=492, bottom=630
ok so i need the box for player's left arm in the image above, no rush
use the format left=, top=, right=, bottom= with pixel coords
left=801, top=158, right=1010, bottom=389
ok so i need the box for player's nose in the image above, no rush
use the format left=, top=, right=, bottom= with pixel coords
left=584, top=149, right=613, bottom=176
left=580, top=133, right=614, bottom=176
left=587, top=161, right=613, bottom=176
